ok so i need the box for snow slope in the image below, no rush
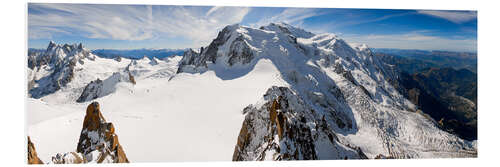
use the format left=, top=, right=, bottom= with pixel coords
left=28, top=50, right=286, bottom=161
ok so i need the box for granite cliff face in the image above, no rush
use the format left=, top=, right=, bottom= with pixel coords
left=27, top=137, right=44, bottom=164
left=74, top=102, right=129, bottom=163
left=28, top=102, right=129, bottom=164
left=233, top=86, right=367, bottom=160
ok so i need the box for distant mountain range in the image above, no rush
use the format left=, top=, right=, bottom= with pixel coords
left=372, top=48, right=477, bottom=73
left=28, top=47, right=186, bottom=60
left=92, top=48, right=186, bottom=59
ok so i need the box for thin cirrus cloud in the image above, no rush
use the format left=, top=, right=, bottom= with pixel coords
left=151, top=6, right=250, bottom=46
left=28, top=4, right=250, bottom=46
left=417, top=10, right=477, bottom=24
left=29, top=4, right=154, bottom=41
left=250, top=8, right=327, bottom=28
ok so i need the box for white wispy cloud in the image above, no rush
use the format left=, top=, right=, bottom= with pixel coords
left=286, top=11, right=411, bottom=35
left=417, top=10, right=477, bottom=24
left=151, top=6, right=250, bottom=46
left=251, top=8, right=325, bottom=28
left=343, top=31, right=477, bottom=52
left=29, top=4, right=154, bottom=41
left=28, top=4, right=250, bottom=47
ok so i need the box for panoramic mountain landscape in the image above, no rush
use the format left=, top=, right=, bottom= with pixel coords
left=26, top=3, right=477, bottom=164
left=27, top=23, right=477, bottom=163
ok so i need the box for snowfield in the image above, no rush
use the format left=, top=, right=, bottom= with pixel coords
left=28, top=56, right=287, bottom=162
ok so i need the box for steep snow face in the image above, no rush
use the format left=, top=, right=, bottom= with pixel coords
left=178, top=23, right=476, bottom=159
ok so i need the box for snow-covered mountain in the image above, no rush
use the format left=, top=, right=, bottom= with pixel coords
left=28, top=42, right=181, bottom=104
left=28, top=41, right=96, bottom=98
left=27, top=23, right=476, bottom=163
left=177, top=23, right=476, bottom=159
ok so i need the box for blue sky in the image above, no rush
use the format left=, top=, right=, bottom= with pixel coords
left=28, top=3, right=477, bottom=52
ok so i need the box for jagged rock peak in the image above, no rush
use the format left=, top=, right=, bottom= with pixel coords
left=233, top=86, right=367, bottom=161
left=29, top=41, right=99, bottom=98
left=45, top=41, right=93, bottom=57
left=28, top=102, right=129, bottom=164
left=47, top=40, right=57, bottom=50
left=69, top=102, right=129, bottom=163
left=27, top=136, right=44, bottom=164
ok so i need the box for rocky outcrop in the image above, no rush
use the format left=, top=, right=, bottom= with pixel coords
left=77, top=71, right=135, bottom=103
left=75, top=102, right=129, bottom=163
left=114, top=56, right=122, bottom=62
left=77, top=79, right=104, bottom=102
left=51, top=152, right=86, bottom=164
left=128, top=71, right=136, bottom=85
left=28, top=102, right=129, bottom=164
left=27, top=136, right=43, bottom=164
left=232, top=86, right=366, bottom=161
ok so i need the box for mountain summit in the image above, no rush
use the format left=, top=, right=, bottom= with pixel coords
left=178, top=23, right=476, bottom=159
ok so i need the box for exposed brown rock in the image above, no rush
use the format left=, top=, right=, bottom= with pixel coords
left=128, top=71, right=136, bottom=85
left=233, top=86, right=366, bottom=161
left=29, top=102, right=129, bottom=164
left=76, top=102, right=129, bottom=163
left=27, top=136, right=44, bottom=164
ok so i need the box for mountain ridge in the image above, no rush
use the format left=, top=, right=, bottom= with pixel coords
left=175, top=23, right=476, bottom=159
